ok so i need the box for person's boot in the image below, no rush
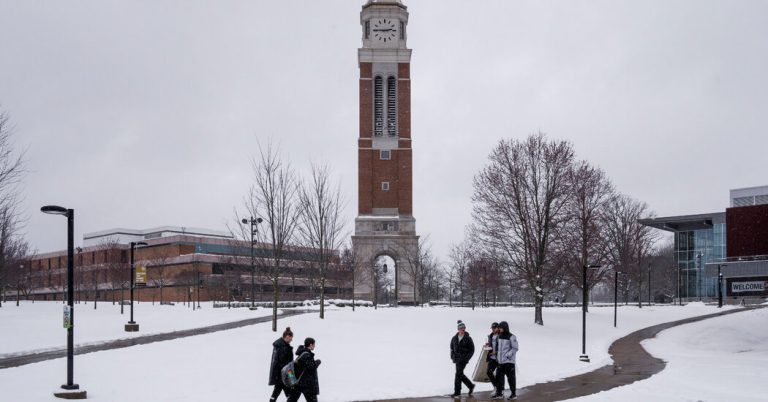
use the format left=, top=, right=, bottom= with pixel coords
left=468, top=383, right=475, bottom=395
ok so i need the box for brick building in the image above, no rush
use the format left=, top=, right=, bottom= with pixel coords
left=22, top=227, right=351, bottom=303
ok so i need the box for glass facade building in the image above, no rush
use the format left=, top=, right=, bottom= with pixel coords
left=674, top=221, right=726, bottom=298
left=641, top=212, right=726, bottom=299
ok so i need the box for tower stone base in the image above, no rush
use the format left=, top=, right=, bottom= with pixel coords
left=352, top=214, right=419, bottom=304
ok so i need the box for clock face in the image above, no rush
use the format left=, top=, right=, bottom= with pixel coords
left=372, top=18, right=397, bottom=43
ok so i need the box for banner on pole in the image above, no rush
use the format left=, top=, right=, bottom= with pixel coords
left=135, top=265, right=147, bottom=287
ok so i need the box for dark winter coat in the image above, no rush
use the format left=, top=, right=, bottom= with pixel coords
left=497, top=321, right=518, bottom=365
left=295, top=345, right=321, bottom=395
left=450, top=331, right=475, bottom=365
left=269, top=338, right=294, bottom=386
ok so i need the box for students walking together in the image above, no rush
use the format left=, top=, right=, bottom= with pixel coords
left=269, top=327, right=295, bottom=402
left=287, top=337, right=321, bottom=402
left=493, top=321, right=518, bottom=400
left=450, top=320, right=476, bottom=397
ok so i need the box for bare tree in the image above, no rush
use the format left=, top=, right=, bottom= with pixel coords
left=603, top=194, right=657, bottom=307
left=238, top=143, right=300, bottom=332
left=556, top=162, right=615, bottom=311
left=398, top=236, right=433, bottom=306
left=0, top=108, right=26, bottom=308
left=340, top=243, right=364, bottom=312
left=297, top=164, right=346, bottom=319
left=448, top=240, right=471, bottom=307
left=472, top=133, right=575, bottom=325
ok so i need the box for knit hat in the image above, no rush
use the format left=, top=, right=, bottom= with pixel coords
left=457, top=320, right=466, bottom=330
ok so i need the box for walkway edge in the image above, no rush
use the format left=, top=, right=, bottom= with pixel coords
left=0, top=309, right=311, bottom=369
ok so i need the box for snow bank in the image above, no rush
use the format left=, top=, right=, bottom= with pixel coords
left=567, top=306, right=768, bottom=402
left=0, top=301, right=270, bottom=356
left=0, top=303, right=739, bottom=401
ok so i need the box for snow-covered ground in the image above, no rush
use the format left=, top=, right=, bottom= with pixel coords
left=0, top=302, right=746, bottom=401
left=567, top=306, right=768, bottom=402
left=0, top=301, right=271, bottom=356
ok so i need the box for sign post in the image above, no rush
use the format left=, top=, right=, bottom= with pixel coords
left=63, top=305, right=72, bottom=329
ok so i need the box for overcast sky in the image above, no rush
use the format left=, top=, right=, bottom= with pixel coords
left=2, top=0, right=767, bottom=260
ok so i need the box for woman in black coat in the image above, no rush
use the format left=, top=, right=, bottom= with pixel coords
left=287, top=337, right=321, bottom=402
left=269, top=327, right=294, bottom=402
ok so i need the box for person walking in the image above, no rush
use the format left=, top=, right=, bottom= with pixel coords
left=493, top=321, right=518, bottom=400
left=269, top=327, right=295, bottom=402
left=485, top=322, right=501, bottom=395
left=287, top=337, right=321, bottom=402
left=450, top=320, right=476, bottom=397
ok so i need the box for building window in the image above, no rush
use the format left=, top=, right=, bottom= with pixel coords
left=380, top=150, right=391, bottom=160
left=400, top=21, right=405, bottom=39
left=387, top=76, right=397, bottom=136
left=382, top=181, right=390, bottom=191
left=365, top=20, right=370, bottom=39
left=374, top=76, right=384, bottom=136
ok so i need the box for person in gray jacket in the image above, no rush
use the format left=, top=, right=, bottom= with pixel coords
left=493, top=321, right=518, bottom=400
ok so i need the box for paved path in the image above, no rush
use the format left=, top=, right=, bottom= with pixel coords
left=0, top=309, right=309, bottom=370
left=377, top=306, right=765, bottom=402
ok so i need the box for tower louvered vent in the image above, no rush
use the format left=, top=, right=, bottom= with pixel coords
left=374, top=76, right=384, bottom=137
left=387, top=76, right=397, bottom=136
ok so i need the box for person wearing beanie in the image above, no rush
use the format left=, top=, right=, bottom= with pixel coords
left=485, top=322, right=502, bottom=395
left=493, top=321, right=519, bottom=400
left=450, top=320, right=476, bottom=397
left=269, top=327, right=294, bottom=401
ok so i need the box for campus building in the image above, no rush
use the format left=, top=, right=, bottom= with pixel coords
left=23, top=227, right=351, bottom=303
left=640, top=185, right=768, bottom=302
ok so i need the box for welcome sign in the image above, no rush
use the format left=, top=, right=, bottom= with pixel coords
left=726, top=276, right=768, bottom=297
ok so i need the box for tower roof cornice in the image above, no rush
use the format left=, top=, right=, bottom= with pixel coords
left=363, top=0, right=407, bottom=10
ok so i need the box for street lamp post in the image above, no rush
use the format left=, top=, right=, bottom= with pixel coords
left=697, top=253, right=703, bottom=302
left=196, top=271, right=201, bottom=309
left=42, top=205, right=86, bottom=399
left=125, top=241, right=147, bottom=332
left=580, top=264, right=601, bottom=362
left=718, top=264, right=726, bottom=308
left=614, top=269, right=619, bottom=328
left=648, top=263, right=652, bottom=306
left=242, top=217, right=263, bottom=308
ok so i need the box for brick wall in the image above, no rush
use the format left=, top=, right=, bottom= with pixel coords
left=726, top=204, right=768, bottom=257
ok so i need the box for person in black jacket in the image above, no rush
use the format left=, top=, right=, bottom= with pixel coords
left=450, top=320, right=475, bottom=397
left=287, top=337, right=321, bottom=402
left=269, top=327, right=295, bottom=402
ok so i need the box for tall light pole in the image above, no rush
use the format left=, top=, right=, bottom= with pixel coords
left=647, top=263, right=652, bottom=306
left=242, top=217, right=263, bottom=308
left=125, top=241, right=147, bottom=332
left=718, top=264, right=726, bottom=308
left=613, top=269, right=620, bottom=328
left=42, top=205, right=86, bottom=399
left=696, top=253, right=703, bottom=301
left=580, top=264, right=601, bottom=362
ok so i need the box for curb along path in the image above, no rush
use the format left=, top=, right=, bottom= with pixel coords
left=0, top=309, right=310, bottom=370
left=378, top=306, right=765, bottom=402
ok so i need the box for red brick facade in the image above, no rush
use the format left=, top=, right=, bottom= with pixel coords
left=357, top=61, right=413, bottom=215
left=726, top=204, right=768, bottom=258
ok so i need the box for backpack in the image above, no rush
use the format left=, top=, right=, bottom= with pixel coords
left=281, top=352, right=309, bottom=388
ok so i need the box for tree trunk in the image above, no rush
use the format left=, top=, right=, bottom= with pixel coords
left=272, top=278, right=279, bottom=332
left=534, top=294, right=544, bottom=325
left=319, top=274, right=326, bottom=319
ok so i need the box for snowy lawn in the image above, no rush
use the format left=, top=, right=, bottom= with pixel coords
left=0, top=301, right=271, bottom=356
left=567, top=305, right=768, bottom=402
left=0, top=303, right=742, bottom=401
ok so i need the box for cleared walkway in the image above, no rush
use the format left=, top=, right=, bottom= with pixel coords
left=0, top=309, right=308, bottom=369
left=377, top=306, right=764, bottom=402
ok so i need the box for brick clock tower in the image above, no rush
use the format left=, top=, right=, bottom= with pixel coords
left=352, top=0, right=419, bottom=304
